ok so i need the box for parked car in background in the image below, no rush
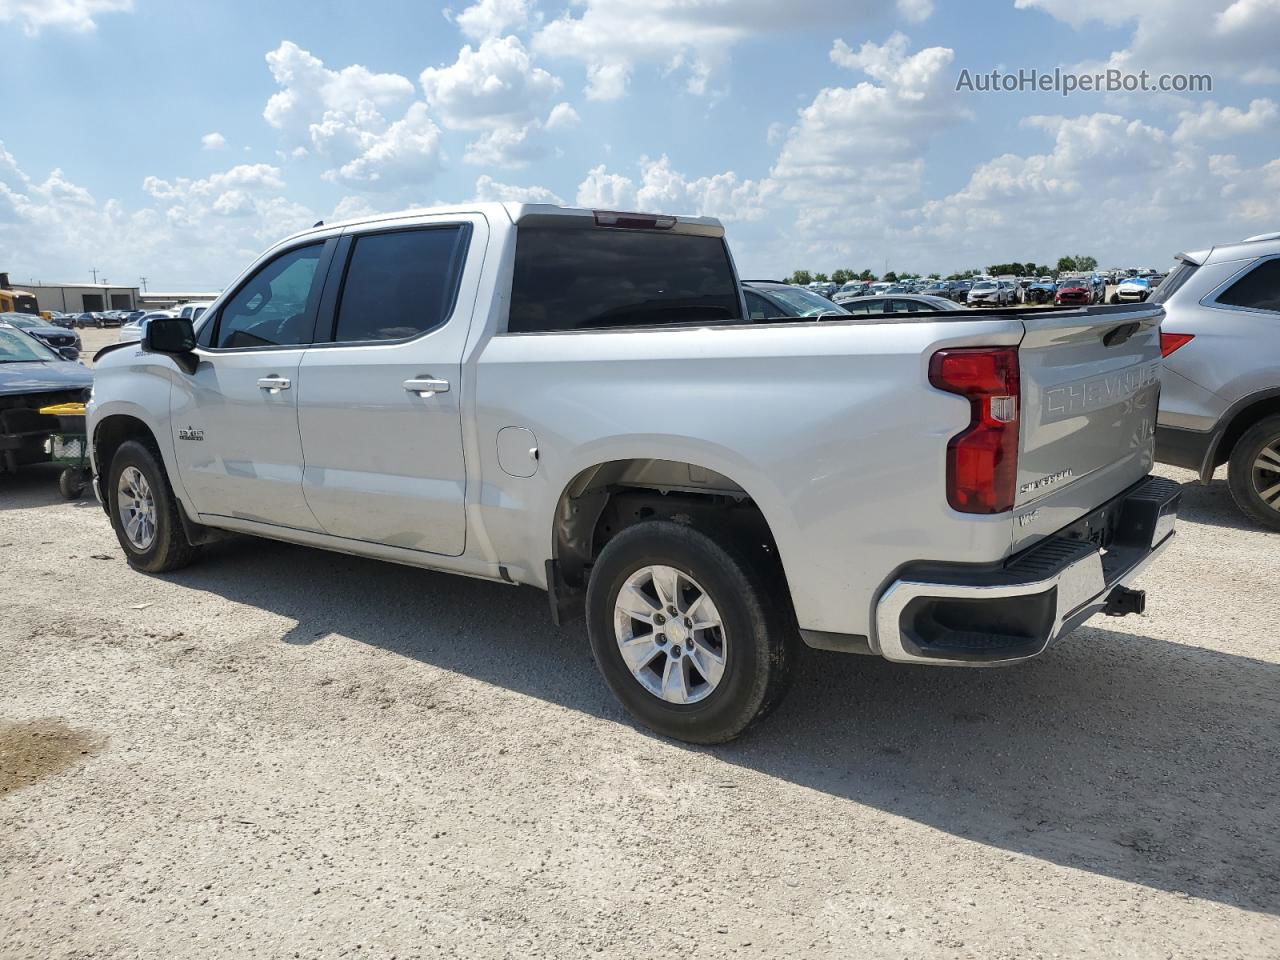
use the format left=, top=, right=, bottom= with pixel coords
left=0, top=324, right=93, bottom=476
left=743, top=282, right=851, bottom=319
left=0, top=312, right=82, bottom=358
left=948, top=280, right=973, bottom=303
left=838, top=294, right=967, bottom=316
left=966, top=280, right=1014, bottom=306
left=1026, top=280, right=1057, bottom=304
left=175, top=301, right=215, bottom=322
left=85, top=201, right=1178, bottom=743
left=1153, top=234, right=1280, bottom=530
left=1054, top=276, right=1095, bottom=306
left=118, top=311, right=175, bottom=344
left=833, top=281, right=870, bottom=303
left=1115, top=276, right=1152, bottom=303
left=804, top=282, right=838, bottom=300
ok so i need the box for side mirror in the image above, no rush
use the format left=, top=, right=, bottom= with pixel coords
left=58, top=346, right=81, bottom=361
left=143, top=316, right=196, bottom=353
left=142, top=316, right=198, bottom=373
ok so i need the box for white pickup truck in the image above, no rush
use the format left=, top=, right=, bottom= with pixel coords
left=88, top=203, right=1180, bottom=742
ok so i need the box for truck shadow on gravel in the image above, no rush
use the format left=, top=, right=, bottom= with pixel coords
left=1173, top=475, right=1275, bottom=534
left=172, top=535, right=1280, bottom=918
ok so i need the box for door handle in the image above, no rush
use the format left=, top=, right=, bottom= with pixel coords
left=257, top=376, right=291, bottom=394
left=404, top=378, right=450, bottom=398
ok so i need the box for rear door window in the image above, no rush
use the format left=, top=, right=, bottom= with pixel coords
left=508, top=226, right=741, bottom=333
left=329, top=225, right=469, bottom=343
left=1215, top=258, right=1280, bottom=313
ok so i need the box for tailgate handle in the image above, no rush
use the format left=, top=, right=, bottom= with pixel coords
left=1103, top=322, right=1141, bottom=347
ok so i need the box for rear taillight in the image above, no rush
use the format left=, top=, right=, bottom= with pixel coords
left=1160, top=332, right=1194, bottom=357
left=929, top=347, right=1020, bottom=514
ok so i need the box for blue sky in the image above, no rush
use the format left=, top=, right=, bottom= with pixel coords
left=1, top=0, right=1278, bottom=288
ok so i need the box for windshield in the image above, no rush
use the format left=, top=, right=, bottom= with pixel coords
left=766, top=287, right=849, bottom=317
left=0, top=326, right=60, bottom=362
left=0, top=313, right=40, bottom=329
left=972, top=281, right=996, bottom=290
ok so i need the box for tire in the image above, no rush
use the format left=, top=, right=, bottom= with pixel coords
left=107, top=439, right=200, bottom=572
left=1227, top=415, right=1280, bottom=532
left=585, top=520, right=797, bottom=744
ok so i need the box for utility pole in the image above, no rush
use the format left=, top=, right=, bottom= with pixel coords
left=90, top=267, right=99, bottom=284
left=139, top=277, right=148, bottom=292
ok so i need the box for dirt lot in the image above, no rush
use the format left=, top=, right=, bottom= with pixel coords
left=2, top=338, right=1278, bottom=958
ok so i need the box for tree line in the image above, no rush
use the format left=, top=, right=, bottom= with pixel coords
left=786, top=255, right=1099, bottom=286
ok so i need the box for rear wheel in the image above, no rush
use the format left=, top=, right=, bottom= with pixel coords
left=1228, top=415, right=1280, bottom=532
left=585, top=520, right=796, bottom=744
left=107, top=440, right=201, bottom=572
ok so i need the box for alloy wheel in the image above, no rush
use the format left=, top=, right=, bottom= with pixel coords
left=117, top=465, right=157, bottom=550
left=613, top=564, right=727, bottom=705
left=1252, top=438, right=1280, bottom=512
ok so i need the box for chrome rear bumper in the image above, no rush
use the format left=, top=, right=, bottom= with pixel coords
left=874, top=476, right=1180, bottom=666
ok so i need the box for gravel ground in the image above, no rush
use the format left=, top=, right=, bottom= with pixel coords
left=2, top=345, right=1278, bottom=957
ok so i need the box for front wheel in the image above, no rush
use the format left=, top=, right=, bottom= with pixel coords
left=585, top=521, right=797, bottom=744
left=107, top=439, right=201, bottom=572
left=1228, top=415, right=1280, bottom=532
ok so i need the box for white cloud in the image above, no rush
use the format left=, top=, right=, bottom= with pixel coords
left=201, top=132, right=227, bottom=151
left=1015, top=0, right=1280, bottom=85
left=264, top=41, right=415, bottom=140
left=461, top=121, right=544, bottom=167
left=0, top=142, right=315, bottom=288
left=0, top=0, right=131, bottom=35
left=533, top=0, right=926, bottom=100
left=263, top=41, right=443, bottom=190
left=545, top=101, right=580, bottom=130
left=906, top=110, right=1280, bottom=270
left=330, top=102, right=444, bottom=187
left=420, top=36, right=561, bottom=131
left=1172, top=98, right=1277, bottom=143
left=419, top=36, right=563, bottom=167
left=768, top=33, right=960, bottom=245
left=450, top=0, right=533, bottom=40
left=576, top=164, right=638, bottom=208
left=473, top=174, right=564, bottom=204
left=574, top=156, right=769, bottom=220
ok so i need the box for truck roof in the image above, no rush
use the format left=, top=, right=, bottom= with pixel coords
left=278, top=202, right=726, bottom=248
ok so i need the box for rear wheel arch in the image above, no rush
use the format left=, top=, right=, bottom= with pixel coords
left=548, top=458, right=789, bottom=622
left=1206, top=389, right=1280, bottom=479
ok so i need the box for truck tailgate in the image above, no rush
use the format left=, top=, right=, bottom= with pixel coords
left=1012, top=304, right=1163, bottom=551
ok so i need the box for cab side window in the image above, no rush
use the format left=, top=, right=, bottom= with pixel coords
left=329, top=226, right=469, bottom=343
left=1218, top=258, right=1280, bottom=313
left=213, top=244, right=325, bottom=349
